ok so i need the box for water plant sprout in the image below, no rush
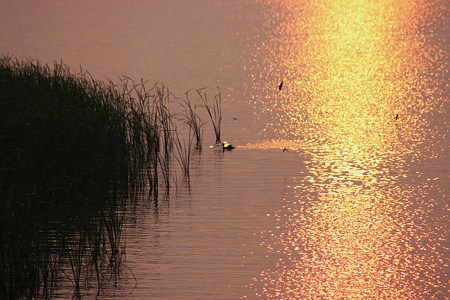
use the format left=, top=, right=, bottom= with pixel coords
left=197, top=87, right=222, bottom=146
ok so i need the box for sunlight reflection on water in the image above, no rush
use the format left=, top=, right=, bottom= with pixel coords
left=244, top=0, right=449, bottom=298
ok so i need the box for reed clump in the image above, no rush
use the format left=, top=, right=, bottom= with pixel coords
left=0, top=55, right=226, bottom=298
left=0, top=56, right=140, bottom=298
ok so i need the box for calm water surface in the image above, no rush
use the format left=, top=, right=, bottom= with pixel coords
left=1, top=0, right=448, bottom=299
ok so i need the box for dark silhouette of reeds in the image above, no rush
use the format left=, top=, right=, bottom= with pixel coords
left=0, top=55, right=228, bottom=298
left=0, top=56, right=197, bottom=298
left=0, top=55, right=141, bottom=298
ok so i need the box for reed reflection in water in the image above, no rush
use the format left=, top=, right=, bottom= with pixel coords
left=0, top=193, right=128, bottom=299
left=245, top=0, right=449, bottom=298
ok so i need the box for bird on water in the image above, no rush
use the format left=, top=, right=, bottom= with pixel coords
left=278, top=80, right=283, bottom=91
left=222, top=141, right=235, bottom=151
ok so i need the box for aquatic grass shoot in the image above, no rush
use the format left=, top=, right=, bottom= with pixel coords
left=197, top=87, right=222, bottom=145
left=181, top=90, right=206, bottom=150
left=174, top=126, right=195, bottom=178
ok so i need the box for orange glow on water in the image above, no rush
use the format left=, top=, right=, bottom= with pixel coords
left=248, top=0, right=447, bottom=154
left=246, top=0, right=449, bottom=298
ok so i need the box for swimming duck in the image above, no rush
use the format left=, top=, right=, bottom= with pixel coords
left=222, top=141, right=235, bottom=151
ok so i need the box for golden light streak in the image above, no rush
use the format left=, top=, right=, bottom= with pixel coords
left=245, top=0, right=449, bottom=298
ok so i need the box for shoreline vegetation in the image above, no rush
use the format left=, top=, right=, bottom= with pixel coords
left=0, top=55, right=223, bottom=298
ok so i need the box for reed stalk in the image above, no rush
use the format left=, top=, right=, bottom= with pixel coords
left=174, top=126, right=195, bottom=178
left=197, top=88, right=222, bottom=145
left=181, top=91, right=205, bottom=150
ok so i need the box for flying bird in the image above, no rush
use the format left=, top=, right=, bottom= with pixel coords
left=395, top=114, right=399, bottom=120
left=278, top=80, right=283, bottom=91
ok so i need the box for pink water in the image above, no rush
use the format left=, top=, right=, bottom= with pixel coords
left=1, top=0, right=448, bottom=298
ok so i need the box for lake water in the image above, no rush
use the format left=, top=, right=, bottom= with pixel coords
left=1, top=0, right=449, bottom=299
